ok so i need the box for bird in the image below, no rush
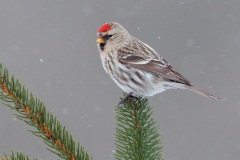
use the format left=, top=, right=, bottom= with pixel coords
left=96, top=22, right=220, bottom=104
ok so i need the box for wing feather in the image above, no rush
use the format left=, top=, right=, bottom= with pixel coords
left=117, top=41, right=190, bottom=85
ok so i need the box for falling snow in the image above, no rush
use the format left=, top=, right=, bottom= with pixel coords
left=100, top=80, right=106, bottom=85
left=81, top=5, right=92, bottom=16
left=0, top=1, right=238, bottom=160
left=81, top=114, right=89, bottom=119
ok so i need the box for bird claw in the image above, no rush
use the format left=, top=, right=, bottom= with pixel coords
left=118, top=92, right=138, bottom=106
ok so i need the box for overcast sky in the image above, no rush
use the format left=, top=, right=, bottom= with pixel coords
left=0, top=1, right=239, bottom=160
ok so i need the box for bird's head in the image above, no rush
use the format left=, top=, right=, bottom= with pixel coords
left=96, top=22, right=130, bottom=52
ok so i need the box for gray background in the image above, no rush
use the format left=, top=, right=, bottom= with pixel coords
left=0, top=0, right=239, bottom=160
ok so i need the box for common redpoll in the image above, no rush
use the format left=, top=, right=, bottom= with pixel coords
left=96, top=22, right=220, bottom=102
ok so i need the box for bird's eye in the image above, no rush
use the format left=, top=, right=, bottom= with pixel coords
left=103, top=34, right=113, bottom=39
left=102, top=34, right=113, bottom=41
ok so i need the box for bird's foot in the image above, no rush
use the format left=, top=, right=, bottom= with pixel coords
left=118, top=92, right=138, bottom=106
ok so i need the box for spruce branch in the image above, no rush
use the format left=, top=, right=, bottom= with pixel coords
left=115, top=94, right=163, bottom=160
left=0, top=63, right=92, bottom=160
left=0, top=151, right=37, bottom=160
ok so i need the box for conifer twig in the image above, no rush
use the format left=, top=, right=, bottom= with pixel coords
left=114, top=94, right=163, bottom=160
left=0, top=63, right=91, bottom=160
left=1, top=152, right=36, bottom=160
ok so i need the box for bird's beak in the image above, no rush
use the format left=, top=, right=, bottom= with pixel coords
left=96, top=37, right=105, bottom=44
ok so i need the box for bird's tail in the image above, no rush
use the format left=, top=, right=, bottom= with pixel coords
left=186, top=85, right=221, bottom=101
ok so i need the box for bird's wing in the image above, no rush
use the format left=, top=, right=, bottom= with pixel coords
left=118, top=47, right=190, bottom=85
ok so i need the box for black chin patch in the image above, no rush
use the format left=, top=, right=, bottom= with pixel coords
left=98, top=34, right=113, bottom=51
left=99, top=43, right=106, bottom=51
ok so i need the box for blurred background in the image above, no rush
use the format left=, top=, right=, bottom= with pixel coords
left=0, top=0, right=239, bottom=160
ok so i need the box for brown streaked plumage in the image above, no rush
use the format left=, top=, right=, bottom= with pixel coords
left=96, top=22, right=220, bottom=102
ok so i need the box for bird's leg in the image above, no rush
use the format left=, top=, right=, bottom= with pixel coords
left=118, top=92, right=138, bottom=105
